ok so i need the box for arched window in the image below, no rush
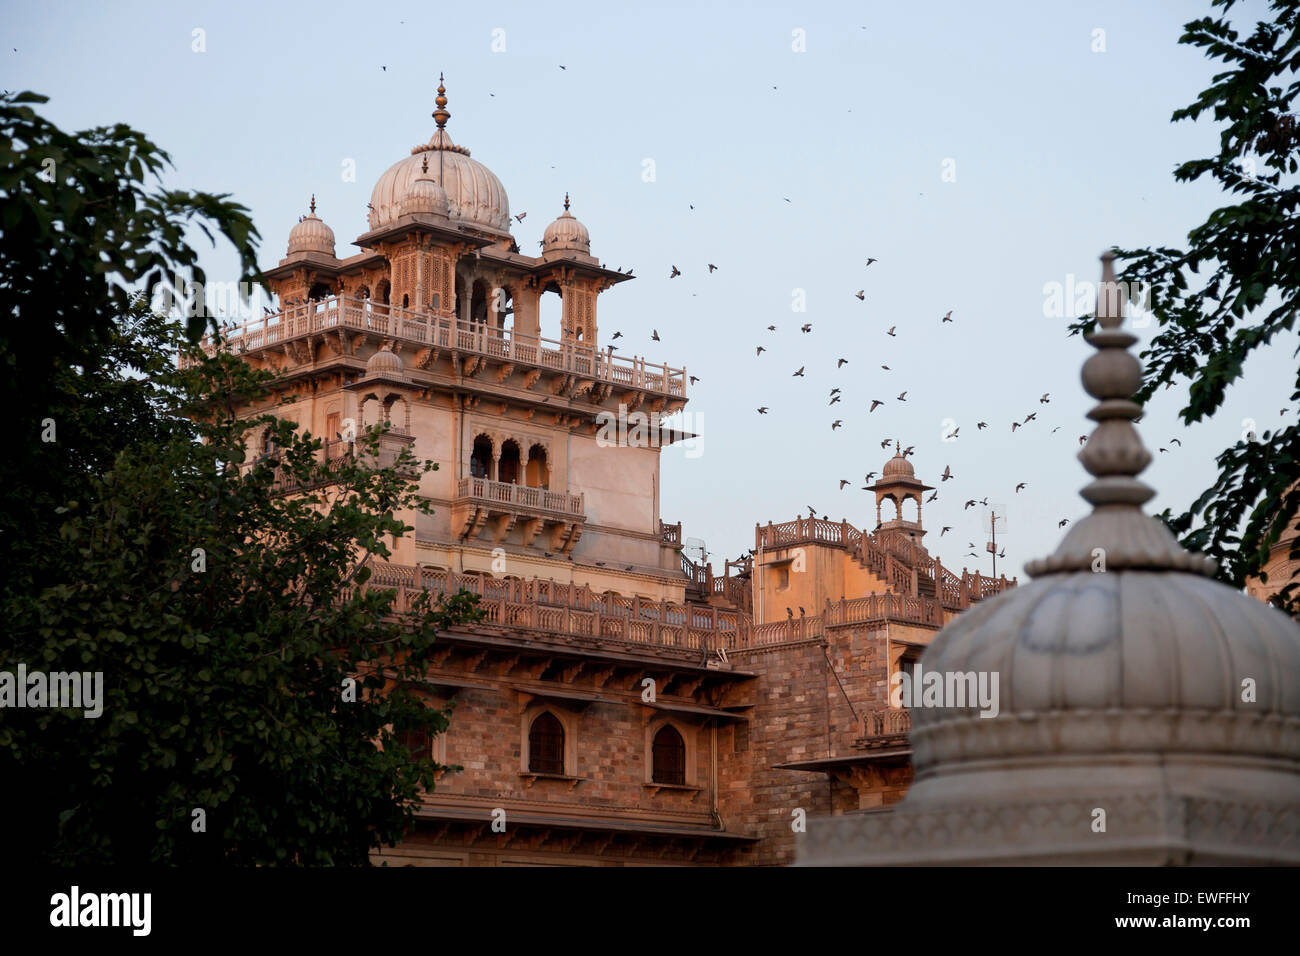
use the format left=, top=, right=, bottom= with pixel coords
left=396, top=728, right=429, bottom=761
left=470, top=435, right=493, bottom=480
left=499, top=440, right=521, bottom=485
left=526, top=444, right=549, bottom=488
left=652, top=725, right=686, bottom=785
left=528, top=712, right=565, bottom=775
left=307, top=281, right=331, bottom=302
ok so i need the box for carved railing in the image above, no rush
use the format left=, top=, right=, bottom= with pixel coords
left=188, top=294, right=687, bottom=397
left=455, top=476, right=583, bottom=517
left=659, top=520, right=682, bottom=546
left=369, top=564, right=746, bottom=653
left=861, top=707, right=911, bottom=737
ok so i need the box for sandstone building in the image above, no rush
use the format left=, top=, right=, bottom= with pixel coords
left=196, top=79, right=1011, bottom=866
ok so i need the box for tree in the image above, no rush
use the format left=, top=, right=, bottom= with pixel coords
left=1069, top=0, right=1300, bottom=613
left=0, top=92, right=480, bottom=864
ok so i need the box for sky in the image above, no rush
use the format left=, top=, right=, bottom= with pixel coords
left=3, top=0, right=1294, bottom=581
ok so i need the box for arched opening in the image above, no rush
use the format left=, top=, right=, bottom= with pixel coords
left=454, top=274, right=467, bottom=321
left=470, top=435, right=493, bottom=480
left=395, top=728, right=429, bottom=761
left=470, top=280, right=490, bottom=325
left=499, top=439, right=521, bottom=485
left=652, top=725, right=686, bottom=785
left=526, top=444, right=549, bottom=489
left=902, top=496, right=920, bottom=524
left=538, top=282, right=562, bottom=339
left=375, top=279, right=391, bottom=318
left=402, top=293, right=410, bottom=309
left=490, top=285, right=512, bottom=334
left=528, top=712, right=565, bottom=775
left=882, top=495, right=900, bottom=522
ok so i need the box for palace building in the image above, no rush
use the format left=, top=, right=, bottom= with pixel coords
left=195, top=78, right=1012, bottom=866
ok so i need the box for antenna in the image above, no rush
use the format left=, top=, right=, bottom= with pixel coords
left=984, top=506, right=1008, bottom=577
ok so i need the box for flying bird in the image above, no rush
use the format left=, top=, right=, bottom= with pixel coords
left=866, top=258, right=878, bottom=267
left=903, top=446, right=915, bottom=457
left=514, top=212, right=527, bottom=222
left=1024, top=412, right=1037, bottom=423
left=838, top=358, right=849, bottom=367
left=1170, top=438, right=1182, bottom=446
left=886, top=326, right=896, bottom=336
left=801, top=323, right=812, bottom=333
left=1040, top=393, right=1050, bottom=404
left=1059, top=518, right=1070, bottom=528
left=830, top=388, right=841, bottom=395
left=942, top=311, right=953, bottom=322
left=897, top=391, right=907, bottom=402
left=839, top=479, right=851, bottom=489
left=793, top=366, right=805, bottom=377
left=689, top=375, right=700, bottom=385
left=756, top=346, right=766, bottom=356
left=831, top=420, right=843, bottom=430
left=1079, top=434, right=1088, bottom=446
left=864, top=471, right=877, bottom=481
left=881, top=365, right=890, bottom=371
left=757, top=407, right=768, bottom=414
left=964, top=499, right=976, bottom=510
left=880, top=439, right=892, bottom=449
left=941, top=465, right=953, bottom=481
left=1011, top=422, right=1021, bottom=432
left=926, top=491, right=938, bottom=502
left=652, top=329, right=660, bottom=341
left=869, top=400, right=884, bottom=412
left=670, top=266, right=681, bottom=278
left=767, top=324, right=777, bottom=331
left=1016, top=482, right=1026, bottom=493
left=829, top=395, right=842, bottom=406
left=977, top=421, right=988, bottom=430
left=855, top=290, right=865, bottom=300
left=941, top=527, right=952, bottom=536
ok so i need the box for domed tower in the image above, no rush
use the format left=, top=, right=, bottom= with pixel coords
left=799, top=252, right=1300, bottom=866
left=868, top=443, right=933, bottom=540
left=286, top=196, right=336, bottom=259
left=543, top=194, right=598, bottom=345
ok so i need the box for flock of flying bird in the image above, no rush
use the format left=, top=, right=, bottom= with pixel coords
left=621, top=251, right=1204, bottom=565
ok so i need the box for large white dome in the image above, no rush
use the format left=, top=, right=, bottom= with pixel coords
left=369, top=129, right=509, bottom=235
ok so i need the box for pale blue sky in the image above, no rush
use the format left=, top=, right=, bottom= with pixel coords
left=4, top=0, right=1293, bottom=580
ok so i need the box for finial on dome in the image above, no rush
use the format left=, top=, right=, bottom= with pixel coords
left=422, top=155, right=429, bottom=175
left=433, top=73, right=451, bottom=130
left=309, top=194, right=316, bottom=215
left=1024, top=249, right=1216, bottom=577
left=564, top=192, right=570, bottom=212
left=895, top=440, right=901, bottom=456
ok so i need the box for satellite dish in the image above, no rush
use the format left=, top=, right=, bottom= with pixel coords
left=683, top=536, right=708, bottom=564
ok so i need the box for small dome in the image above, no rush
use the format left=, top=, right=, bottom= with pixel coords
left=287, top=197, right=335, bottom=257
left=542, top=194, right=591, bottom=255
left=882, top=447, right=915, bottom=478
left=399, top=157, right=449, bottom=218
left=365, top=347, right=405, bottom=379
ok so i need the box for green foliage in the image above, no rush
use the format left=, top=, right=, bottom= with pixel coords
left=0, top=93, right=481, bottom=864
left=1068, top=0, right=1300, bottom=612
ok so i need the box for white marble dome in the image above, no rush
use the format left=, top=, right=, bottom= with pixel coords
left=542, top=195, right=591, bottom=255
left=287, top=201, right=335, bottom=257
left=369, top=130, right=509, bottom=235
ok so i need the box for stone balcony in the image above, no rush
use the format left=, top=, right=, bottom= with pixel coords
left=187, top=295, right=689, bottom=403
left=452, top=476, right=585, bottom=551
